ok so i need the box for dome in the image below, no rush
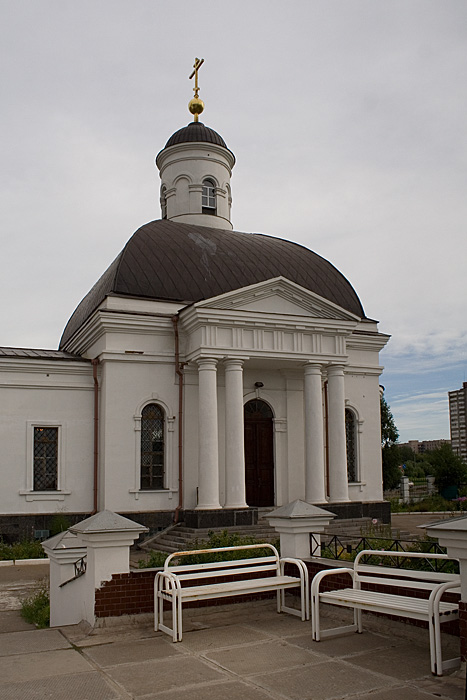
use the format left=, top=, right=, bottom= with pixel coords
left=59, top=220, right=365, bottom=348
left=163, top=122, right=230, bottom=150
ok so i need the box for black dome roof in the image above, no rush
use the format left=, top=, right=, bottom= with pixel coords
left=60, top=221, right=365, bottom=348
left=164, top=122, right=229, bottom=149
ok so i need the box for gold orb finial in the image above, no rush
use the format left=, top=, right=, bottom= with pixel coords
left=189, top=57, right=205, bottom=122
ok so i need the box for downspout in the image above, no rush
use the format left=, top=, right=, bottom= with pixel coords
left=324, top=380, right=329, bottom=498
left=172, top=316, right=184, bottom=524
left=91, top=359, right=99, bottom=514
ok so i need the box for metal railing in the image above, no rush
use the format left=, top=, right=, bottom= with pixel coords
left=310, top=534, right=456, bottom=572
left=59, top=556, right=87, bottom=587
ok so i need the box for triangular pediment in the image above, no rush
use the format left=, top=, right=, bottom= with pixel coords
left=194, top=277, right=360, bottom=321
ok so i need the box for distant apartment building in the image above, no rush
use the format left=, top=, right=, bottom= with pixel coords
left=449, top=382, right=467, bottom=462
left=399, top=439, right=451, bottom=454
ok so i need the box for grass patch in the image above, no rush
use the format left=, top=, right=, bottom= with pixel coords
left=0, top=539, right=46, bottom=561
left=21, top=583, right=50, bottom=628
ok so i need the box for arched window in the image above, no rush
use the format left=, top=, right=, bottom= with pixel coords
left=202, top=178, right=216, bottom=215
left=160, top=186, right=167, bottom=219
left=345, top=408, right=358, bottom=482
left=141, top=403, right=165, bottom=490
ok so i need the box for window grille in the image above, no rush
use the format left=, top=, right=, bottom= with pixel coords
left=141, top=404, right=165, bottom=490
left=345, top=409, right=357, bottom=482
left=33, top=427, right=58, bottom=490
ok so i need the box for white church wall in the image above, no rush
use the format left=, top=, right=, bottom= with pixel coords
left=97, top=356, right=179, bottom=513
left=344, top=369, right=384, bottom=502
left=0, top=361, right=94, bottom=516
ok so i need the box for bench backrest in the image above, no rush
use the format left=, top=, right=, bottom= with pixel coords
left=163, top=543, right=280, bottom=581
left=353, top=549, right=460, bottom=590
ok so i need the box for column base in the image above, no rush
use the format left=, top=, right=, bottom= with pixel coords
left=184, top=508, right=258, bottom=529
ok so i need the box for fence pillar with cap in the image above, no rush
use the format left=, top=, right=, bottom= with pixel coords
left=268, top=500, right=335, bottom=559
left=43, top=510, right=147, bottom=627
left=42, top=530, right=87, bottom=627
left=425, top=516, right=467, bottom=662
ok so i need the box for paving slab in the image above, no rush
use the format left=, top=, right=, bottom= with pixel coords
left=108, top=655, right=227, bottom=696
left=0, top=648, right=92, bottom=683
left=0, top=671, right=120, bottom=700
left=253, top=658, right=398, bottom=700
left=0, top=628, right=71, bottom=655
left=179, top=623, right=271, bottom=651
left=348, top=640, right=436, bottom=680
left=145, top=679, right=276, bottom=700
left=0, top=610, right=35, bottom=632
left=288, top=630, right=399, bottom=656
left=417, top=674, right=467, bottom=700
left=84, top=636, right=182, bottom=667
left=205, top=638, right=321, bottom=675
left=356, top=685, right=450, bottom=700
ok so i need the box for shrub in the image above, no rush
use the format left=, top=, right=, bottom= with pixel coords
left=49, top=512, right=71, bottom=536
left=137, top=550, right=168, bottom=568
left=0, top=538, right=46, bottom=561
left=21, top=583, right=50, bottom=628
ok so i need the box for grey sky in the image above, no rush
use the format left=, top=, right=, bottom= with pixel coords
left=1, top=1, right=466, bottom=441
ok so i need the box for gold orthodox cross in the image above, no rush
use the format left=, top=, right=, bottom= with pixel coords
left=189, top=57, right=204, bottom=98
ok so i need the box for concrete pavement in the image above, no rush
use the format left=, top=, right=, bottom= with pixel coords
left=0, top=597, right=466, bottom=699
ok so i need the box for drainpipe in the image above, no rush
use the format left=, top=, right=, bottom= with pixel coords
left=172, top=316, right=185, bottom=524
left=91, top=359, right=99, bottom=514
left=324, top=380, right=329, bottom=498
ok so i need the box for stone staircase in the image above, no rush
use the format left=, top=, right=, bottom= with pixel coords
left=139, top=513, right=409, bottom=556
left=140, top=509, right=278, bottom=554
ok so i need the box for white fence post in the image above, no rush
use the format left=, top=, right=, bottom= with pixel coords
left=268, top=500, right=335, bottom=558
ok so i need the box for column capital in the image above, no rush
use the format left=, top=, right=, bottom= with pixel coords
left=327, top=363, right=346, bottom=377
left=224, top=357, right=245, bottom=370
left=197, top=357, right=218, bottom=370
left=303, top=362, right=323, bottom=376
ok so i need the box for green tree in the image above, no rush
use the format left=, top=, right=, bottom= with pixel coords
left=430, top=443, right=467, bottom=495
left=380, top=394, right=401, bottom=489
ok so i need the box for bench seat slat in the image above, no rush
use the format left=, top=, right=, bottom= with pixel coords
left=160, top=575, right=301, bottom=601
left=320, top=588, right=458, bottom=616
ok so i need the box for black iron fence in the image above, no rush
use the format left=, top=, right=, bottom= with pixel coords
left=310, top=533, right=456, bottom=573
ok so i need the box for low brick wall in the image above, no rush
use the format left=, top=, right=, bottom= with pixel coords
left=94, top=569, right=277, bottom=618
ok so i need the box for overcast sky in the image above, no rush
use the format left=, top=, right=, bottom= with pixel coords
left=1, top=1, right=466, bottom=442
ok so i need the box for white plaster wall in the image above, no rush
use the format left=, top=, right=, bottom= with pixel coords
left=0, top=362, right=94, bottom=515
left=97, top=355, right=179, bottom=512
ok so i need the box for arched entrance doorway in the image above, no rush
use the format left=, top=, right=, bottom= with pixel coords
left=244, top=399, right=275, bottom=506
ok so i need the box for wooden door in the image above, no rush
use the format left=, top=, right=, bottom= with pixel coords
left=244, top=400, right=274, bottom=506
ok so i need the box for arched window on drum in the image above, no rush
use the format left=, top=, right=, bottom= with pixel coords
left=140, top=403, right=165, bottom=490
left=202, top=178, right=216, bottom=215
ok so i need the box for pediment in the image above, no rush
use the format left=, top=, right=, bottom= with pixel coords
left=194, top=277, right=360, bottom=321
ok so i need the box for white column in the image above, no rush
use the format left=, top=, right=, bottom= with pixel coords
left=224, top=359, right=247, bottom=508
left=327, top=364, right=349, bottom=502
left=304, top=363, right=326, bottom=503
left=196, top=358, right=221, bottom=509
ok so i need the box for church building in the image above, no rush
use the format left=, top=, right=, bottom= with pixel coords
left=0, top=62, right=390, bottom=539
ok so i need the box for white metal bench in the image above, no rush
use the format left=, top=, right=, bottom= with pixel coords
left=154, top=543, right=309, bottom=641
left=311, top=549, right=461, bottom=676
